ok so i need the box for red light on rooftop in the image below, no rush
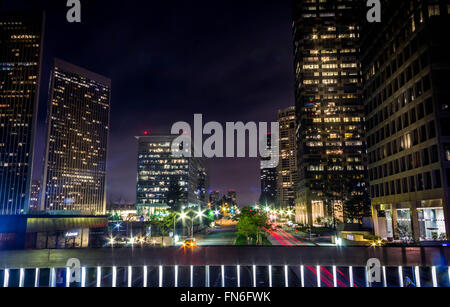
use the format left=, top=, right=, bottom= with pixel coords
left=144, top=130, right=149, bottom=136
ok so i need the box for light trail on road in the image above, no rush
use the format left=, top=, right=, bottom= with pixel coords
left=265, top=227, right=292, bottom=246
left=277, top=228, right=307, bottom=246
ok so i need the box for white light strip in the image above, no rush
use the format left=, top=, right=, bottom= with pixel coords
left=66, top=267, right=70, bottom=288
left=175, top=265, right=178, bottom=288
left=237, top=265, right=241, bottom=288
left=128, top=266, right=132, bottom=288
left=19, top=268, right=25, bottom=288
left=333, top=266, right=337, bottom=288
left=34, top=268, right=40, bottom=288
left=50, top=268, right=56, bottom=287
left=300, top=265, right=305, bottom=287
left=112, top=266, right=117, bottom=287
left=398, top=266, right=404, bottom=288
left=432, top=266, right=438, bottom=287
left=382, top=266, right=387, bottom=288
left=143, top=266, right=148, bottom=288
left=284, top=265, right=289, bottom=288
left=316, top=266, right=321, bottom=288
left=190, top=265, right=194, bottom=288
left=81, top=267, right=86, bottom=288
left=448, top=267, right=450, bottom=287
left=222, top=265, right=225, bottom=288
left=253, top=265, right=257, bottom=288
left=349, top=266, right=354, bottom=288
left=3, top=269, right=9, bottom=288
left=205, top=266, right=210, bottom=287
left=365, top=266, right=370, bottom=287
left=415, top=266, right=421, bottom=287
left=159, top=265, right=163, bottom=288
left=97, top=267, right=101, bottom=287
left=268, top=265, right=272, bottom=288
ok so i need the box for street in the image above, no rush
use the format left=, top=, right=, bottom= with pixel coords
left=265, top=228, right=334, bottom=247
left=195, top=227, right=237, bottom=246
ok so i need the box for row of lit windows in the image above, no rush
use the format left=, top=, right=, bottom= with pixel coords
left=370, top=143, right=440, bottom=181
left=370, top=169, right=442, bottom=199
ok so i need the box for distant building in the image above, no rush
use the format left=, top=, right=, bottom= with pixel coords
left=362, top=0, right=450, bottom=241
left=41, top=59, right=111, bottom=215
left=209, top=190, right=221, bottom=207
left=260, top=134, right=277, bottom=207
left=29, top=180, right=41, bottom=211
left=0, top=12, right=44, bottom=215
left=226, top=190, right=237, bottom=206
left=136, top=135, right=209, bottom=218
left=277, top=107, right=298, bottom=208
left=106, top=202, right=136, bottom=221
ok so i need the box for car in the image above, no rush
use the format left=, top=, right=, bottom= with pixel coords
left=183, top=238, right=197, bottom=248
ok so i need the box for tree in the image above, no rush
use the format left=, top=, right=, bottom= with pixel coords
left=150, top=213, right=174, bottom=245
left=236, top=207, right=269, bottom=245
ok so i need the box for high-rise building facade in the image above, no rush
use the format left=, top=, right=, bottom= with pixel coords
left=362, top=0, right=450, bottom=241
left=0, top=12, right=44, bottom=215
left=293, top=0, right=367, bottom=226
left=41, top=59, right=111, bottom=215
left=260, top=135, right=277, bottom=207
left=29, top=179, right=41, bottom=211
left=136, top=135, right=209, bottom=218
left=227, top=190, right=237, bottom=206
left=209, top=190, right=221, bottom=207
left=277, top=106, right=298, bottom=208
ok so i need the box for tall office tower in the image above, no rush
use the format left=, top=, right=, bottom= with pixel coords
left=260, top=135, right=277, bottom=207
left=293, top=1, right=367, bottom=226
left=41, top=59, right=111, bottom=215
left=136, top=135, right=209, bottom=218
left=362, top=0, right=450, bottom=241
left=0, top=12, right=44, bottom=215
left=277, top=106, right=298, bottom=208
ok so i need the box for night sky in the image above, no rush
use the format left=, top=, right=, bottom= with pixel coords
left=2, top=0, right=295, bottom=205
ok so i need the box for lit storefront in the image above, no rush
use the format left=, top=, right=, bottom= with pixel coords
left=0, top=215, right=108, bottom=250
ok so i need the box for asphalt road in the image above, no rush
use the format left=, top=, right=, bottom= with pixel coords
left=195, top=227, right=237, bottom=246
left=264, top=228, right=332, bottom=246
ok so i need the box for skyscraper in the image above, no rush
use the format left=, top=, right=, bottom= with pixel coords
left=362, top=0, right=450, bottom=241
left=293, top=0, right=367, bottom=226
left=136, top=135, right=209, bottom=218
left=209, top=190, right=221, bottom=207
left=41, top=59, right=111, bottom=215
left=277, top=106, right=298, bottom=208
left=260, top=134, right=277, bottom=207
left=0, top=12, right=44, bottom=215
left=227, top=190, right=237, bottom=206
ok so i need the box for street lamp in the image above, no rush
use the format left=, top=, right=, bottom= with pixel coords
left=108, top=236, right=115, bottom=247
left=178, top=211, right=193, bottom=237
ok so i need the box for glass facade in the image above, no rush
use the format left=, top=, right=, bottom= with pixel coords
left=277, top=106, right=297, bottom=208
left=136, top=135, right=208, bottom=218
left=0, top=12, right=44, bottom=214
left=293, top=0, right=367, bottom=225
left=363, top=0, right=450, bottom=241
left=41, top=59, right=111, bottom=215
left=260, top=135, right=277, bottom=207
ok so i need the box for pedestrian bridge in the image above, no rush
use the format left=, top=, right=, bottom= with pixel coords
left=0, top=246, right=449, bottom=287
